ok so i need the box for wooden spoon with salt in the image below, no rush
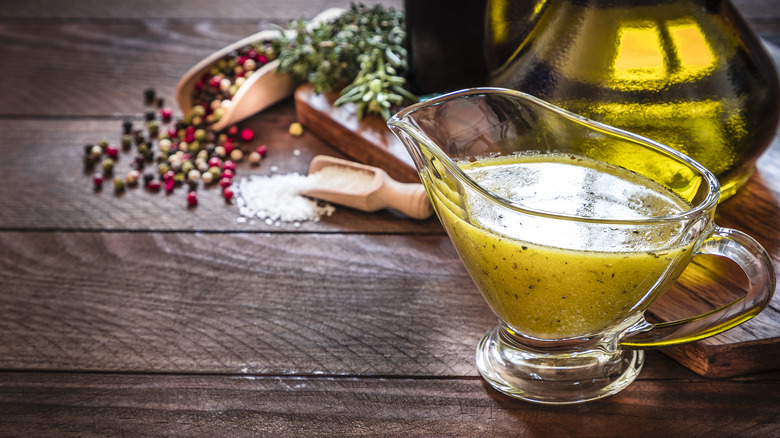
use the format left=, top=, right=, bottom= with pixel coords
left=301, top=155, right=434, bottom=220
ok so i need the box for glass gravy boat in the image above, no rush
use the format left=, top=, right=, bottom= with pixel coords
left=387, top=88, right=775, bottom=404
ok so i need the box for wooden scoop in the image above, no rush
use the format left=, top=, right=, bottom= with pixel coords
left=301, top=155, right=434, bottom=220
left=175, top=8, right=344, bottom=131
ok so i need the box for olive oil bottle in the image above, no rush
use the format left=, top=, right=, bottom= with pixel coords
left=487, top=0, right=780, bottom=199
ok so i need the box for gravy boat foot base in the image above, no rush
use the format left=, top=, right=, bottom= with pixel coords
left=475, top=326, right=645, bottom=404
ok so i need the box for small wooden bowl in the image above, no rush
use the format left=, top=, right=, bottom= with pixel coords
left=175, top=8, right=344, bottom=132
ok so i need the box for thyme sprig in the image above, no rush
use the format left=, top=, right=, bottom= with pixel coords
left=273, top=3, right=417, bottom=119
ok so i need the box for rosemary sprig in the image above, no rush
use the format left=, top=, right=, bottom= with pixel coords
left=273, top=3, right=417, bottom=119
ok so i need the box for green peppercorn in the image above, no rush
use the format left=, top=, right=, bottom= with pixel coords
left=121, top=134, right=133, bottom=150
left=188, top=141, right=201, bottom=154
left=98, top=138, right=109, bottom=149
left=173, top=173, right=185, bottom=184
left=114, top=176, right=125, bottom=193
left=157, top=162, right=170, bottom=176
left=101, top=158, right=115, bottom=175
left=147, top=120, right=159, bottom=137
left=181, top=160, right=195, bottom=175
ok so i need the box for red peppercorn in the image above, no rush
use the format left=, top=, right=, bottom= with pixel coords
left=208, top=157, right=222, bottom=168
left=258, top=54, right=268, bottom=64
left=164, top=170, right=175, bottom=181
left=222, top=169, right=234, bottom=179
left=147, top=180, right=161, bottom=192
left=223, top=140, right=234, bottom=154
left=106, top=144, right=120, bottom=159
left=227, top=125, right=239, bottom=136
left=160, top=107, right=173, bottom=122
left=256, top=144, right=268, bottom=156
left=220, top=176, right=232, bottom=188
left=223, top=186, right=234, bottom=201
left=187, top=191, right=198, bottom=206
left=223, top=160, right=237, bottom=171
left=240, top=128, right=255, bottom=142
left=93, top=173, right=104, bottom=188
left=165, top=178, right=175, bottom=192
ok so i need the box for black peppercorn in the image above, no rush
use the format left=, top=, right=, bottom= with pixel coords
left=143, top=171, right=155, bottom=185
left=145, top=111, right=156, bottom=122
left=144, top=87, right=156, bottom=105
left=122, top=119, right=133, bottom=135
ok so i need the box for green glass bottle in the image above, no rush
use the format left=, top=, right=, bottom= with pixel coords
left=487, top=0, right=780, bottom=200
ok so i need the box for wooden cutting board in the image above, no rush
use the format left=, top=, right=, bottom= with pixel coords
left=294, top=83, right=780, bottom=378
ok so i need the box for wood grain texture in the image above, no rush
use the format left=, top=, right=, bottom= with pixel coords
left=1, top=0, right=779, bottom=434
left=0, top=111, right=442, bottom=233
left=0, top=231, right=486, bottom=375
left=1, top=370, right=779, bottom=437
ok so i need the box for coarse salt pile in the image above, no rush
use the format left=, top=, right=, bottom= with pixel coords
left=235, top=173, right=334, bottom=225
left=234, top=164, right=376, bottom=226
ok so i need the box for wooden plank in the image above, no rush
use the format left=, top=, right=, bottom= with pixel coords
left=0, top=115, right=442, bottom=233
left=0, top=22, right=261, bottom=117
left=0, top=231, right=487, bottom=375
left=0, top=0, right=404, bottom=20
left=1, top=370, right=779, bottom=437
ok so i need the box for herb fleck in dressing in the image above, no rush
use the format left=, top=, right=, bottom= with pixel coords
left=432, top=154, right=695, bottom=339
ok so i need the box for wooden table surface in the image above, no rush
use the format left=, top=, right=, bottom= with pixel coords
left=1, top=0, right=779, bottom=436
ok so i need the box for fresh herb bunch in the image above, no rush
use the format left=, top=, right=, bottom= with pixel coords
left=273, top=3, right=417, bottom=119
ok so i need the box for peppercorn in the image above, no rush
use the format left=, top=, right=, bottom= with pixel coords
left=147, top=120, right=159, bottom=137
left=101, top=158, right=115, bottom=175
left=289, top=122, right=303, bottom=137
left=122, top=119, right=133, bottom=135
left=143, top=171, right=155, bottom=185
left=159, top=138, right=172, bottom=154
left=240, top=128, right=255, bottom=142
left=187, top=191, right=198, bottom=206
left=223, top=160, right=237, bottom=172
left=158, top=162, right=170, bottom=176
left=220, top=176, right=232, bottom=188
left=256, top=144, right=268, bottom=156
left=187, top=169, right=201, bottom=184
left=89, top=145, right=104, bottom=160
left=201, top=171, right=215, bottom=184
left=248, top=151, right=261, bottom=165
left=126, top=170, right=140, bottom=186
left=93, top=173, right=104, bottom=189
left=106, top=144, right=120, bottom=159
left=144, top=87, right=156, bottom=105
left=223, top=186, right=234, bottom=201
left=160, top=107, right=173, bottom=123
left=121, top=134, right=133, bottom=150
left=230, top=149, right=243, bottom=162
left=145, top=111, right=156, bottom=122
left=147, top=180, right=161, bottom=192
left=114, top=176, right=125, bottom=193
